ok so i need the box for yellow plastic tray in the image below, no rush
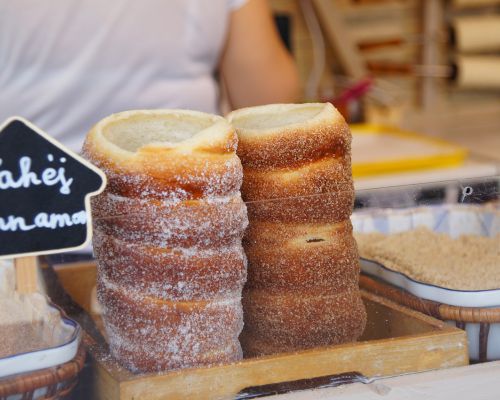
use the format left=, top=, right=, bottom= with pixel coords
left=351, top=124, right=468, bottom=178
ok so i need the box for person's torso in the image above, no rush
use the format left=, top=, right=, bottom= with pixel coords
left=0, top=0, right=237, bottom=152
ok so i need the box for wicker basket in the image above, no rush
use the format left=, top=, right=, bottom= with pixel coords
left=360, top=274, right=500, bottom=362
left=0, top=343, right=85, bottom=400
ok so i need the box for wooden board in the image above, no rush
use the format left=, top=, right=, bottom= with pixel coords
left=52, top=262, right=468, bottom=400
left=14, top=256, right=39, bottom=294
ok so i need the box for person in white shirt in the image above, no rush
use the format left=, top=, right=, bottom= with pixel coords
left=0, top=0, right=300, bottom=152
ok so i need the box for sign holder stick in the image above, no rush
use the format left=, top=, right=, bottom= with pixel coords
left=14, top=256, right=39, bottom=294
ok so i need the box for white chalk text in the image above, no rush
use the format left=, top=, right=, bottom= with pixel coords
left=0, top=210, right=87, bottom=232
left=0, top=155, right=73, bottom=195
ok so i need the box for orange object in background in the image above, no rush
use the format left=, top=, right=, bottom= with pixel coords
left=324, top=78, right=373, bottom=122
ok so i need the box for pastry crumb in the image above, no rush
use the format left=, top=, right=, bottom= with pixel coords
left=355, top=227, right=500, bottom=291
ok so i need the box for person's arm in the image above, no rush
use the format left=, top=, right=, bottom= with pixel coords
left=220, top=0, right=301, bottom=109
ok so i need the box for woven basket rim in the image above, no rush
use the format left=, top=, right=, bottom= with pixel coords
left=0, top=342, right=86, bottom=396
left=360, top=274, right=500, bottom=323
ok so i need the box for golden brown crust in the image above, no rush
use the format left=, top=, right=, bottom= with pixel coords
left=229, top=102, right=364, bottom=356
left=244, top=222, right=359, bottom=289
left=86, top=109, right=247, bottom=372
left=242, top=156, right=352, bottom=200
left=84, top=154, right=243, bottom=200
left=98, top=287, right=243, bottom=348
left=241, top=287, right=367, bottom=356
left=239, top=333, right=339, bottom=358
left=239, top=333, right=295, bottom=357
left=91, top=191, right=248, bottom=248
left=244, top=219, right=352, bottom=245
left=246, top=189, right=354, bottom=224
left=228, top=103, right=350, bottom=169
left=236, top=126, right=349, bottom=169
left=109, top=336, right=242, bottom=373
left=98, top=277, right=244, bottom=367
left=82, top=109, right=243, bottom=200
left=94, top=230, right=247, bottom=301
left=242, top=156, right=354, bottom=223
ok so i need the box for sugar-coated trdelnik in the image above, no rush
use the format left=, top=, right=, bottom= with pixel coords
left=83, top=110, right=248, bottom=372
left=228, top=103, right=366, bottom=356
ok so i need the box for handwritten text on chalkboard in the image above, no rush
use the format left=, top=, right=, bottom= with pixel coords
left=0, top=155, right=73, bottom=194
left=0, top=117, right=106, bottom=259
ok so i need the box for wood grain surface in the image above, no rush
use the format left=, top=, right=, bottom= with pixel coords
left=52, top=262, right=468, bottom=400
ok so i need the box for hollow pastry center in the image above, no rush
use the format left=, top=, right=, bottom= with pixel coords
left=103, top=115, right=214, bottom=152
left=231, top=105, right=323, bottom=131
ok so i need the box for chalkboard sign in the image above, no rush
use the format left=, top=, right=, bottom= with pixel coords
left=0, top=117, right=106, bottom=259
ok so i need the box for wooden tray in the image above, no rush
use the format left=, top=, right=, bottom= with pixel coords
left=48, top=262, right=468, bottom=400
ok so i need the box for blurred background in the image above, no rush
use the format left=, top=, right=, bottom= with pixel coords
left=270, top=0, right=499, bottom=205
left=1, top=2, right=498, bottom=399
left=272, top=0, right=500, bottom=130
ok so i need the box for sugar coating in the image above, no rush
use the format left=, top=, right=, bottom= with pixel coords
left=92, top=192, right=248, bottom=248
left=246, top=190, right=354, bottom=224
left=241, top=287, right=366, bottom=356
left=83, top=150, right=244, bottom=201
left=236, top=121, right=352, bottom=169
left=98, top=275, right=243, bottom=340
left=91, top=195, right=247, bottom=373
left=94, top=230, right=247, bottom=301
left=109, top=331, right=242, bottom=372
left=242, top=158, right=354, bottom=201
left=91, top=192, right=247, bottom=373
left=244, top=226, right=359, bottom=290
left=98, top=275, right=243, bottom=372
left=231, top=104, right=367, bottom=356
left=84, top=122, right=248, bottom=373
left=243, top=220, right=360, bottom=289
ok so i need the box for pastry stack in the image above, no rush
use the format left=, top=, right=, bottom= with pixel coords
left=228, top=103, right=366, bottom=356
left=83, top=110, right=248, bottom=372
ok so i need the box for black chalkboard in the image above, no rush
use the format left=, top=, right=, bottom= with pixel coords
left=0, top=117, right=106, bottom=259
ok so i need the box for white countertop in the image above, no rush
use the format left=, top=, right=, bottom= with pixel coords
left=268, top=361, right=500, bottom=400
left=354, top=159, right=499, bottom=191
left=352, top=105, right=500, bottom=191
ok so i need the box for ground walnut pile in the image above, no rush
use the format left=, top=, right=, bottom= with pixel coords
left=355, top=227, right=500, bottom=291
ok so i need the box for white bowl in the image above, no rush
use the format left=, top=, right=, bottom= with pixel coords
left=352, top=204, right=500, bottom=361
left=0, top=304, right=81, bottom=378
